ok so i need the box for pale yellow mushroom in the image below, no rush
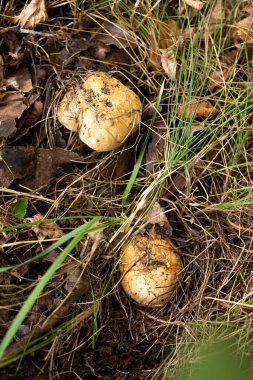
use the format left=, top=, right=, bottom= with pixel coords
left=119, top=229, right=183, bottom=307
left=57, top=72, right=142, bottom=151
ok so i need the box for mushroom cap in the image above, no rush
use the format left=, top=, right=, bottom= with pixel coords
left=57, top=89, right=80, bottom=132
left=57, top=72, right=142, bottom=151
left=119, top=230, right=183, bottom=307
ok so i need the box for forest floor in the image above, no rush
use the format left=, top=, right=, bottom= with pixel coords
left=0, top=1, right=253, bottom=379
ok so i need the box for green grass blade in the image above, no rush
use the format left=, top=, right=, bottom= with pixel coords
left=0, top=219, right=114, bottom=274
left=0, top=215, right=94, bottom=234
left=122, top=80, right=165, bottom=207
left=0, top=217, right=100, bottom=360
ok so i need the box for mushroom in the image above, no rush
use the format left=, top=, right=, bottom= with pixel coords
left=57, top=71, right=142, bottom=151
left=119, top=229, right=182, bottom=307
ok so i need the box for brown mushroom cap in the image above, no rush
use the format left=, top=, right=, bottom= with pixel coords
left=119, top=230, right=183, bottom=307
left=57, top=72, right=142, bottom=151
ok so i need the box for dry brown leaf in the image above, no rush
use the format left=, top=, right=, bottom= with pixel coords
left=28, top=100, right=43, bottom=124
left=88, top=224, right=105, bottom=254
left=146, top=202, right=173, bottom=235
left=184, top=0, right=204, bottom=10
left=64, top=267, right=82, bottom=292
left=5, top=67, right=33, bottom=93
left=26, top=214, right=64, bottom=240
left=233, top=15, right=253, bottom=45
left=191, top=122, right=206, bottom=134
left=0, top=93, right=27, bottom=142
left=240, top=4, right=253, bottom=16
left=0, top=93, right=27, bottom=121
left=0, top=119, right=17, bottom=141
left=42, top=250, right=58, bottom=263
left=207, top=50, right=237, bottom=91
left=171, top=173, right=187, bottom=191
left=209, top=0, right=226, bottom=29
left=160, top=49, right=177, bottom=81
left=149, top=19, right=180, bottom=77
left=11, top=264, right=29, bottom=278
left=0, top=146, right=85, bottom=188
left=178, top=97, right=219, bottom=118
left=145, top=120, right=166, bottom=175
left=0, top=55, right=4, bottom=86
left=15, top=0, right=48, bottom=29
left=208, top=65, right=232, bottom=91
left=101, top=147, right=133, bottom=179
left=92, top=42, right=110, bottom=59
left=22, top=148, right=85, bottom=189
left=0, top=146, right=35, bottom=187
left=91, top=21, right=137, bottom=49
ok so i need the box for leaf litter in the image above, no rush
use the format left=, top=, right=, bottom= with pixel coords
left=0, top=1, right=253, bottom=379
left=185, top=0, right=204, bottom=11
left=149, top=19, right=181, bottom=80
left=25, top=214, right=64, bottom=240
left=177, top=97, right=219, bottom=118
left=90, top=20, right=138, bottom=49
left=15, top=0, right=48, bottom=29
left=233, top=15, right=253, bottom=45
left=0, top=146, right=84, bottom=188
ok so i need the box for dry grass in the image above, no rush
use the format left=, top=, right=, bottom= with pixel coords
left=0, top=0, right=253, bottom=379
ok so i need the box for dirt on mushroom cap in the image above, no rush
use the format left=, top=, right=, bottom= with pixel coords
left=57, top=71, right=142, bottom=151
left=119, top=229, right=183, bottom=308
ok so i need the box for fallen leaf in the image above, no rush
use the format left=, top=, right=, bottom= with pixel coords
left=5, top=67, right=33, bottom=93
left=160, top=49, right=177, bottom=81
left=0, top=93, right=27, bottom=121
left=11, top=263, right=29, bottom=278
left=64, top=267, right=82, bottom=292
left=28, top=100, right=43, bottom=124
left=185, top=0, right=204, bottom=10
left=26, top=214, right=64, bottom=240
left=207, top=0, right=226, bottom=34
left=22, top=148, right=85, bottom=189
left=211, top=0, right=225, bottom=23
left=0, top=119, right=17, bottom=141
left=145, top=120, right=166, bottom=175
left=146, top=202, right=173, bottom=235
left=171, top=173, right=187, bottom=191
left=0, top=55, right=4, bottom=86
left=91, top=21, right=137, bottom=49
left=15, top=0, right=48, bottom=29
left=35, top=67, right=47, bottom=84
left=1, top=93, right=41, bottom=145
left=42, top=250, right=58, bottom=263
left=1, top=31, right=25, bottom=65
left=48, top=36, right=90, bottom=68
left=103, top=47, right=131, bottom=68
left=233, top=15, right=253, bottom=45
left=207, top=50, right=237, bottom=91
left=88, top=223, right=105, bottom=254
left=91, top=42, right=111, bottom=59
left=208, top=66, right=231, bottom=92
left=0, top=146, right=35, bottom=187
left=177, top=97, right=219, bottom=118
left=0, top=146, right=85, bottom=188
left=101, top=147, right=133, bottom=179
left=149, top=19, right=180, bottom=79
left=240, top=4, right=253, bottom=16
